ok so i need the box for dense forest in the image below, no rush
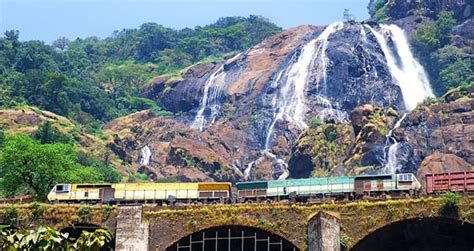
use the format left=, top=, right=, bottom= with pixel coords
left=0, top=15, right=281, bottom=124
left=0, top=15, right=281, bottom=199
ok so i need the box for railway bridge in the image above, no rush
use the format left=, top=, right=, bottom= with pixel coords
left=0, top=196, right=473, bottom=250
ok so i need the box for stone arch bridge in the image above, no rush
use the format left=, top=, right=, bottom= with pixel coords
left=0, top=196, right=472, bottom=250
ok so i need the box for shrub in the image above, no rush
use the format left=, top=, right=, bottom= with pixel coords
left=308, top=117, right=323, bottom=129
left=78, top=205, right=93, bottom=222
left=4, top=205, right=18, bottom=225
left=439, top=192, right=461, bottom=217
left=101, top=204, right=112, bottom=221
left=340, top=231, right=352, bottom=250
left=31, top=202, right=45, bottom=221
left=418, top=96, right=445, bottom=108
left=220, top=103, right=237, bottom=118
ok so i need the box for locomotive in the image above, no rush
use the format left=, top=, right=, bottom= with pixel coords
left=47, top=171, right=474, bottom=204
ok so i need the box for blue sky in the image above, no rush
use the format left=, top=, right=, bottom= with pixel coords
left=1, top=0, right=370, bottom=43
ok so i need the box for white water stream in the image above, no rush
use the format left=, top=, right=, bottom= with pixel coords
left=382, top=113, right=407, bottom=174
left=252, top=22, right=345, bottom=180
left=139, top=145, right=152, bottom=166
left=365, top=24, right=435, bottom=174
left=191, top=65, right=226, bottom=131
left=365, top=24, right=434, bottom=110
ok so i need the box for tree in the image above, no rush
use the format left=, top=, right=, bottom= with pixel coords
left=435, top=11, right=456, bottom=45
left=343, top=9, right=355, bottom=22
left=33, top=121, right=72, bottom=144
left=0, top=135, right=102, bottom=200
left=52, top=37, right=70, bottom=52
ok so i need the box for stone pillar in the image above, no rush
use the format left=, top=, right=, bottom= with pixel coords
left=308, top=211, right=340, bottom=251
left=115, top=205, right=149, bottom=251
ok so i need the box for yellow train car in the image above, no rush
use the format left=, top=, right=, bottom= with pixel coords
left=47, top=182, right=232, bottom=204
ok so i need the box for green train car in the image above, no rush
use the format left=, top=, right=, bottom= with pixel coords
left=236, top=173, right=421, bottom=201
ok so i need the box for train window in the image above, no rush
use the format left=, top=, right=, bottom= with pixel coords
left=56, top=184, right=70, bottom=193
left=399, top=174, right=413, bottom=182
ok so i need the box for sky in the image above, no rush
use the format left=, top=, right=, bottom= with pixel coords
left=0, top=0, right=370, bottom=43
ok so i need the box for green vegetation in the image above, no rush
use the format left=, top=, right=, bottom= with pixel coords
left=367, top=0, right=388, bottom=21
left=308, top=117, right=323, bottom=129
left=220, top=102, right=237, bottom=119
left=0, top=16, right=280, bottom=199
left=297, top=123, right=354, bottom=177
left=439, top=192, right=461, bottom=217
left=418, top=96, right=445, bottom=108
left=124, top=166, right=148, bottom=183
left=0, top=16, right=280, bottom=124
left=340, top=231, right=352, bottom=250
left=0, top=225, right=112, bottom=251
left=0, top=134, right=120, bottom=200
left=33, top=121, right=72, bottom=144
left=414, top=11, right=473, bottom=94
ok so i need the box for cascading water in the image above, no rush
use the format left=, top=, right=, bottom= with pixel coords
left=365, top=24, right=434, bottom=174
left=139, top=145, right=152, bottom=166
left=265, top=21, right=344, bottom=149
left=365, top=24, right=434, bottom=110
left=244, top=161, right=255, bottom=180
left=191, top=65, right=226, bottom=131
left=382, top=113, right=406, bottom=174
left=257, top=22, right=344, bottom=180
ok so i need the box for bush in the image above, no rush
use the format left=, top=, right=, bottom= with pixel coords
left=340, top=231, right=352, bottom=250
left=4, top=205, right=18, bottom=225
left=308, top=117, right=323, bottom=129
left=33, top=121, right=73, bottom=144
left=418, top=96, right=445, bottom=108
left=439, top=192, right=461, bottom=217
left=368, top=0, right=388, bottom=20
left=31, top=202, right=45, bottom=221
left=78, top=205, right=93, bottom=222
left=416, top=21, right=440, bottom=48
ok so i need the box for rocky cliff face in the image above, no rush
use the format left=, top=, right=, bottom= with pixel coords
left=135, top=22, right=430, bottom=181
left=105, top=14, right=472, bottom=181
left=289, top=86, right=474, bottom=179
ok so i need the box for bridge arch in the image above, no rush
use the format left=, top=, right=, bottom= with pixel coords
left=166, top=225, right=300, bottom=251
left=352, top=217, right=474, bottom=251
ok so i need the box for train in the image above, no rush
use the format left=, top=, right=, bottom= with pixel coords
left=47, top=171, right=474, bottom=204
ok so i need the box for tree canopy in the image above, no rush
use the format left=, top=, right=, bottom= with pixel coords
left=0, top=15, right=281, bottom=125
left=0, top=135, right=118, bottom=200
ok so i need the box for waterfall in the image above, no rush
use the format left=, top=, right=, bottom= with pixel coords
left=264, top=71, right=284, bottom=150
left=365, top=24, right=434, bottom=174
left=254, top=22, right=344, bottom=180
left=244, top=161, right=255, bottom=180
left=191, top=65, right=226, bottom=131
left=365, top=24, right=434, bottom=110
left=263, top=150, right=289, bottom=180
left=265, top=21, right=344, bottom=149
left=382, top=113, right=407, bottom=174
left=139, top=145, right=152, bottom=166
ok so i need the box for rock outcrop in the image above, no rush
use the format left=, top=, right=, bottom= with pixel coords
left=104, top=110, right=258, bottom=182
left=289, top=86, right=474, bottom=178
left=137, top=21, right=423, bottom=180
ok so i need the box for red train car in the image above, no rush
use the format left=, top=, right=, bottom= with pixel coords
left=426, top=171, right=474, bottom=194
